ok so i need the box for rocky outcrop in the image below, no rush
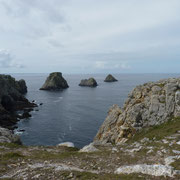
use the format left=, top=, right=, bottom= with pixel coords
left=79, top=78, right=97, bottom=87
left=17, top=79, right=27, bottom=94
left=40, top=72, right=69, bottom=90
left=79, top=143, right=99, bottom=153
left=0, top=127, right=21, bottom=144
left=94, top=77, right=180, bottom=145
left=104, top=74, right=118, bottom=82
left=115, top=164, right=179, bottom=177
left=0, top=74, right=36, bottom=129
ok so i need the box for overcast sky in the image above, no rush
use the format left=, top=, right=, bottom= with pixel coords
left=0, top=0, right=180, bottom=74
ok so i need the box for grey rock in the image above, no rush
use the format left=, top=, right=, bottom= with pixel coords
left=115, top=164, right=176, bottom=177
left=79, top=143, right=99, bottom=152
left=40, top=72, right=69, bottom=90
left=79, top=78, right=97, bottom=87
left=0, top=127, right=21, bottom=144
left=104, top=74, right=118, bottom=82
left=94, top=77, right=180, bottom=145
left=57, top=142, right=75, bottom=148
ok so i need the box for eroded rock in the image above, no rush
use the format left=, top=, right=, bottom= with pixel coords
left=40, top=72, right=69, bottom=90
left=94, top=77, right=180, bottom=145
left=79, top=78, right=97, bottom=87
left=104, top=74, right=118, bottom=82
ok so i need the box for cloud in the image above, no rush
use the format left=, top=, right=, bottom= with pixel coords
left=0, top=0, right=66, bottom=39
left=0, top=0, right=180, bottom=73
left=0, top=49, right=24, bottom=68
left=94, top=61, right=131, bottom=70
left=48, top=39, right=64, bottom=48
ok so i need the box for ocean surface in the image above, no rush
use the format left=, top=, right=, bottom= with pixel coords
left=12, top=73, right=180, bottom=148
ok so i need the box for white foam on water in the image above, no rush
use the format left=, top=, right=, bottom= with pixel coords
left=54, top=97, right=63, bottom=103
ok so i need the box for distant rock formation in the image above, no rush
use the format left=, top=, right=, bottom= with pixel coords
left=40, top=72, right=69, bottom=90
left=0, top=74, right=36, bottom=129
left=79, top=78, right=98, bottom=87
left=104, top=74, right=118, bottom=82
left=94, top=77, right=180, bottom=145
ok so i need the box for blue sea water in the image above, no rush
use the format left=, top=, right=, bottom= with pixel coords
left=12, top=73, right=180, bottom=148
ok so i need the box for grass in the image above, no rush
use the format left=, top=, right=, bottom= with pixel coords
left=171, top=159, right=180, bottom=170
left=0, top=152, right=24, bottom=161
left=128, top=117, right=180, bottom=143
left=0, top=143, right=23, bottom=149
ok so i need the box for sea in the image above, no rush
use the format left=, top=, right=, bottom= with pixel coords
left=11, top=73, right=180, bottom=148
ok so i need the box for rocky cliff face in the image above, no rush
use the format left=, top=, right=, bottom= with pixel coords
left=40, top=72, right=69, bottom=90
left=94, top=77, right=180, bottom=144
left=79, top=78, right=98, bottom=87
left=0, top=74, right=36, bottom=129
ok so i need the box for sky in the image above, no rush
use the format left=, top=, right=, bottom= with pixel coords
left=0, top=0, right=180, bottom=74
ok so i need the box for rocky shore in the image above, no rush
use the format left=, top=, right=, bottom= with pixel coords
left=0, top=75, right=180, bottom=179
left=0, top=74, right=36, bottom=130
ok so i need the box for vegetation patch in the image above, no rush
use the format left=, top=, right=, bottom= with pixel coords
left=128, top=117, right=180, bottom=143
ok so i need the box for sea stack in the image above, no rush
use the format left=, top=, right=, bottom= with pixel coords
left=79, top=78, right=98, bottom=87
left=104, top=74, right=118, bottom=82
left=40, top=72, right=69, bottom=90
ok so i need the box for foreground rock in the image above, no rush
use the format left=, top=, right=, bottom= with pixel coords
left=94, top=77, right=180, bottom=145
left=0, top=127, right=21, bottom=144
left=104, top=74, right=118, bottom=82
left=79, top=143, right=99, bottom=153
left=57, top=142, right=75, bottom=148
left=115, top=164, right=180, bottom=177
left=79, top=78, right=97, bottom=87
left=0, top=74, right=36, bottom=129
left=40, top=72, right=69, bottom=90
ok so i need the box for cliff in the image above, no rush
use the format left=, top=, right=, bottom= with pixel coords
left=94, top=77, right=180, bottom=144
left=0, top=76, right=180, bottom=179
left=0, top=74, right=36, bottom=129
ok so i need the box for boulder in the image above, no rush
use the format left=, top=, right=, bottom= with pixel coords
left=104, top=74, right=118, bottom=82
left=79, top=78, right=97, bottom=87
left=40, top=72, right=69, bottom=90
left=94, top=77, right=180, bottom=145
left=57, top=142, right=75, bottom=148
left=79, top=143, right=99, bottom=152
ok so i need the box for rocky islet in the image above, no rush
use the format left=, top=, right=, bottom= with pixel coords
left=79, top=78, right=98, bottom=87
left=104, top=74, right=118, bottom=82
left=40, top=72, right=69, bottom=90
